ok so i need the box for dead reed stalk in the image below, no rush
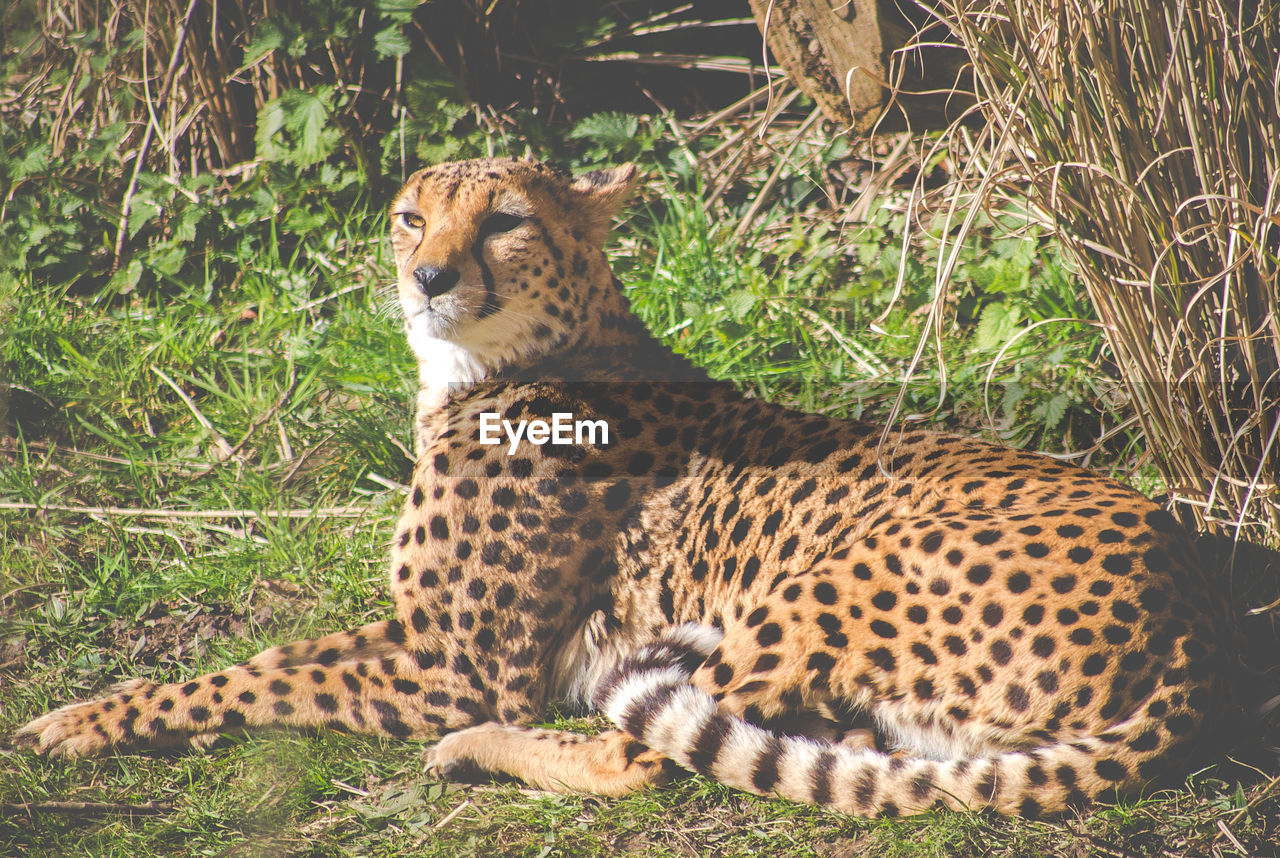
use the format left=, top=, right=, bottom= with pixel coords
left=928, top=0, right=1280, bottom=543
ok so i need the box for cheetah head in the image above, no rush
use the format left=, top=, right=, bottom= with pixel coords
left=389, top=158, right=638, bottom=389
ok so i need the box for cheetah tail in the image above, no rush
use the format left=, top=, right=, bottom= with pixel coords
left=593, top=627, right=1166, bottom=818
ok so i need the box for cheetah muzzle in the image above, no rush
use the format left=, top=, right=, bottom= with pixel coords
left=17, top=157, right=1231, bottom=817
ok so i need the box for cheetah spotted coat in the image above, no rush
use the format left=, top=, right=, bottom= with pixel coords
left=18, top=158, right=1230, bottom=817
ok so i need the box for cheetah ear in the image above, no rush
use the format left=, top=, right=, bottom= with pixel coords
left=570, top=164, right=639, bottom=240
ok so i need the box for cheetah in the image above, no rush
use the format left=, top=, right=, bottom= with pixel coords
left=17, top=157, right=1229, bottom=817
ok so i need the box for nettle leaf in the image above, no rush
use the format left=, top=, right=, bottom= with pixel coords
left=82, top=121, right=127, bottom=167
left=26, top=222, right=53, bottom=246
left=568, top=112, right=640, bottom=147
left=148, top=241, right=187, bottom=276
left=972, top=301, right=1022, bottom=354
left=173, top=204, right=206, bottom=243
left=378, top=0, right=422, bottom=21
left=244, top=20, right=285, bottom=65
left=108, top=259, right=143, bottom=294
left=285, top=88, right=340, bottom=165
left=374, top=25, right=410, bottom=58
left=254, top=98, right=289, bottom=162
left=723, top=290, right=757, bottom=321
left=11, top=142, right=51, bottom=179
left=1040, top=392, right=1070, bottom=430
left=1001, top=380, right=1026, bottom=419
left=127, top=198, right=163, bottom=238
left=284, top=207, right=326, bottom=234
left=256, top=88, right=342, bottom=166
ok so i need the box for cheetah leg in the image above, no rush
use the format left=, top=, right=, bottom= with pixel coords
left=426, top=724, right=673, bottom=795
left=421, top=626, right=877, bottom=797
left=16, top=652, right=490, bottom=758
left=244, top=620, right=403, bottom=670
left=95, top=619, right=407, bottom=752
left=758, top=710, right=881, bottom=752
left=424, top=624, right=723, bottom=795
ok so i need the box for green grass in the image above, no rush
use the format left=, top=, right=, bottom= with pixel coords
left=2, top=183, right=1276, bottom=856
left=620, top=184, right=1157, bottom=493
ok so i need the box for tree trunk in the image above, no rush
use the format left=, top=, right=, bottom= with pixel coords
left=748, top=0, right=972, bottom=133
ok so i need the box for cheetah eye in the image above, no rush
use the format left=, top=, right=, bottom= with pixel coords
left=479, top=212, right=525, bottom=237
left=398, top=212, right=425, bottom=229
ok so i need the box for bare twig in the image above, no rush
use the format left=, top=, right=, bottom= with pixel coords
left=187, top=368, right=299, bottom=478
left=1, top=800, right=172, bottom=816
left=112, top=0, right=200, bottom=265
left=732, top=108, right=823, bottom=239
left=151, top=366, right=238, bottom=463
left=1214, top=818, right=1248, bottom=854
left=0, top=502, right=373, bottom=520
left=0, top=581, right=64, bottom=604
left=432, top=797, right=473, bottom=829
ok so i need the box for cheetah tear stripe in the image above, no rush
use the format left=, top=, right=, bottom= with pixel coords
left=595, top=628, right=1176, bottom=817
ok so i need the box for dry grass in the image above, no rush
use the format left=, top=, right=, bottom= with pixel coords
left=14, top=0, right=396, bottom=169
left=916, top=0, right=1280, bottom=543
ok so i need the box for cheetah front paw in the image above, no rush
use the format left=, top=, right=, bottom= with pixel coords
left=425, top=724, right=672, bottom=795
left=423, top=724, right=503, bottom=781
left=15, top=679, right=167, bottom=758
left=14, top=700, right=119, bottom=758
left=16, top=698, right=223, bottom=758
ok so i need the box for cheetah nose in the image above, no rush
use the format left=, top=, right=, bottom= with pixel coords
left=413, top=265, right=461, bottom=298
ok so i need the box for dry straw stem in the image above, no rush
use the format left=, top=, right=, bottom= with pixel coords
left=111, top=0, right=199, bottom=265
left=928, top=0, right=1280, bottom=543
left=13, top=0, right=395, bottom=177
